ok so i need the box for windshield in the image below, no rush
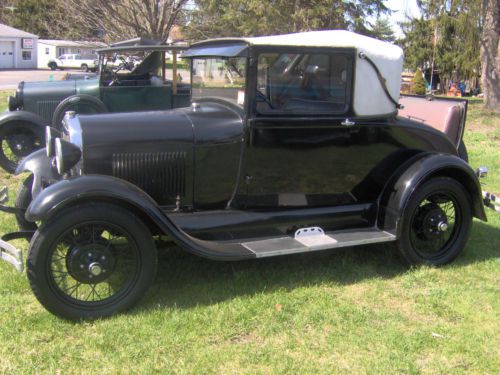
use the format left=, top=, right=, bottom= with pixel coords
left=98, top=50, right=190, bottom=86
left=191, top=57, right=246, bottom=106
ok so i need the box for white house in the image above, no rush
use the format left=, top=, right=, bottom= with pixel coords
left=38, top=40, right=107, bottom=69
left=0, top=23, right=38, bottom=69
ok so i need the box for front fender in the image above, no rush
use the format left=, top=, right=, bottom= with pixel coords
left=26, top=175, right=254, bottom=261
left=379, top=152, right=487, bottom=236
left=15, top=148, right=59, bottom=198
left=0, top=110, right=46, bottom=128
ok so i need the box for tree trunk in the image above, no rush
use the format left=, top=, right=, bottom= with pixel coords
left=481, top=0, right=500, bottom=110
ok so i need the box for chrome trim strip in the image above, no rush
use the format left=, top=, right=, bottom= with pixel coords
left=0, top=239, right=23, bottom=272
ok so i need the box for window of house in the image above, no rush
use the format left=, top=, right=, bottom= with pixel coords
left=22, top=51, right=32, bottom=60
left=256, top=52, right=352, bottom=114
left=45, top=48, right=49, bottom=55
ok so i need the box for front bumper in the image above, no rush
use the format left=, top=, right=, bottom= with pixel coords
left=0, top=187, right=33, bottom=273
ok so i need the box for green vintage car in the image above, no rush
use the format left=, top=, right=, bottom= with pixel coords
left=0, top=40, right=190, bottom=173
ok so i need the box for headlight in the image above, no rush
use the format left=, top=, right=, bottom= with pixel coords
left=55, top=138, right=81, bottom=175
left=45, top=126, right=61, bottom=157
left=7, top=95, right=19, bottom=111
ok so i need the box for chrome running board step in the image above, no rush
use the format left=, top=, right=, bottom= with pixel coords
left=242, top=228, right=395, bottom=258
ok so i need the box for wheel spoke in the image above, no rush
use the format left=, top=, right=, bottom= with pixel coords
left=48, top=220, right=140, bottom=305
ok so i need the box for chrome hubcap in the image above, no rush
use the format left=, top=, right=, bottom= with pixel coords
left=437, top=221, right=448, bottom=232
left=89, top=262, right=103, bottom=276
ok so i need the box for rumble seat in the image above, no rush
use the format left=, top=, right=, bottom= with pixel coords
left=398, top=96, right=466, bottom=145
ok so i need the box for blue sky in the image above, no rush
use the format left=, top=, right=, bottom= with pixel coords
left=384, top=0, right=421, bottom=37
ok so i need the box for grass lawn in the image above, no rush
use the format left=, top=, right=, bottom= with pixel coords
left=0, top=92, right=498, bottom=373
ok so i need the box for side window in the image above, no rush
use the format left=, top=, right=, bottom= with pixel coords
left=256, top=52, right=351, bottom=114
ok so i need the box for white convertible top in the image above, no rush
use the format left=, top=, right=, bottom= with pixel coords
left=193, top=30, right=404, bottom=117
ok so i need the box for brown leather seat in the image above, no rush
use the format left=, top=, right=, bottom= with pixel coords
left=398, top=97, right=466, bottom=145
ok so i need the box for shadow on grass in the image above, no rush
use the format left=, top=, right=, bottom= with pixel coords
left=134, top=220, right=499, bottom=313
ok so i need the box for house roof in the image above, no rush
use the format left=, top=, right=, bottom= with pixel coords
left=39, top=39, right=107, bottom=48
left=0, top=23, right=38, bottom=38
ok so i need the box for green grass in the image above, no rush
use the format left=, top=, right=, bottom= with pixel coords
left=0, top=93, right=499, bottom=373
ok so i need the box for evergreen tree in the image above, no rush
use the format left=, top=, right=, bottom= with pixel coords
left=183, top=0, right=390, bottom=41
left=368, top=17, right=396, bottom=42
left=412, top=69, right=427, bottom=95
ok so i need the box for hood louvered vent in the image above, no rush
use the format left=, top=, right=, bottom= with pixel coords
left=112, top=152, right=186, bottom=204
left=37, top=101, right=60, bottom=123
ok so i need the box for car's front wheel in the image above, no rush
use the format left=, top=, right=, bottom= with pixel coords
left=81, top=64, right=89, bottom=72
left=27, top=203, right=157, bottom=320
left=397, top=177, right=472, bottom=266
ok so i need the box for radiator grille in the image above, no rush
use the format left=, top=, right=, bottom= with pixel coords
left=112, top=152, right=186, bottom=203
left=37, top=101, right=59, bottom=123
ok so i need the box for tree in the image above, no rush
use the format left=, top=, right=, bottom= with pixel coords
left=183, top=0, right=390, bottom=41
left=412, top=69, right=427, bottom=95
left=0, top=0, right=96, bottom=39
left=69, top=0, right=189, bottom=43
left=480, top=0, right=500, bottom=110
left=399, top=0, right=482, bottom=89
left=368, top=17, right=396, bottom=42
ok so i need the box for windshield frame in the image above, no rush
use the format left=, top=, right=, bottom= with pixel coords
left=189, top=55, right=249, bottom=109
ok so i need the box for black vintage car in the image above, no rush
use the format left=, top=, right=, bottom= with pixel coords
left=0, top=39, right=190, bottom=173
left=0, top=31, right=487, bottom=320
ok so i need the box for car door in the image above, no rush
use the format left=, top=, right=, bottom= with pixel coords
left=240, top=49, right=402, bottom=209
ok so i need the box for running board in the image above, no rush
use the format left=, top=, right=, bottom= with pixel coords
left=242, top=228, right=395, bottom=258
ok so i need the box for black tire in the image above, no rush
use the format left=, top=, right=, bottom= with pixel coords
left=51, top=94, right=107, bottom=129
left=27, top=203, right=157, bottom=320
left=15, top=174, right=37, bottom=231
left=397, top=177, right=472, bottom=266
left=0, top=121, right=44, bottom=173
left=458, top=141, right=468, bottom=163
left=48, top=62, right=57, bottom=70
left=81, top=64, right=89, bottom=72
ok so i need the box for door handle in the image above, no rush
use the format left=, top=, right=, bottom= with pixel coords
left=341, top=118, right=355, bottom=126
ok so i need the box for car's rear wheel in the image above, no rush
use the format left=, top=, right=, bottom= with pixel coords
left=397, top=177, right=472, bottom=266
left=27, top=203, right=157, bottom=320
left=48, top=62, right=57, bottom=70
left=0, top=121, right=44, bottom=173
left=15, top=174, right=37, bottom=231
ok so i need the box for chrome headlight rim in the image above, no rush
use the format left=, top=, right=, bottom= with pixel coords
left=55, top=138, right=64, bottom=175
left=45, top=126, right=61, bottom=158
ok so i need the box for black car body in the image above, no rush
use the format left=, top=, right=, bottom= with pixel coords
left=0, top=30, right=487, bottom=320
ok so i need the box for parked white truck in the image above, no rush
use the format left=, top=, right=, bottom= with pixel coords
left=47, top=53, right=97, bottom=72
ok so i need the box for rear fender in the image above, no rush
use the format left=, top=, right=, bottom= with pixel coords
left=379, top=152, right=487, bottom=237
left=26, top=175, right=254, bottom=261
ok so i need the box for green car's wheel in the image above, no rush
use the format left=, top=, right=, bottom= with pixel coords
left=52, top=94, right=107, bottom=129
left=27, top=203, right=157, bottom=320
left=397, top=177, right=472, bottom=266
left=0, top=121, right=44, bottom=173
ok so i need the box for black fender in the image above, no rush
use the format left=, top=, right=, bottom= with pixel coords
left=26, top=175, right=255, bottom=261
left=52, top=94, right=107, bottom=128
left=0, top=110, right=46, bottom=130
left=15, top=148, right=59, bottom=198
left=379, top=152, right=487, bottom=237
